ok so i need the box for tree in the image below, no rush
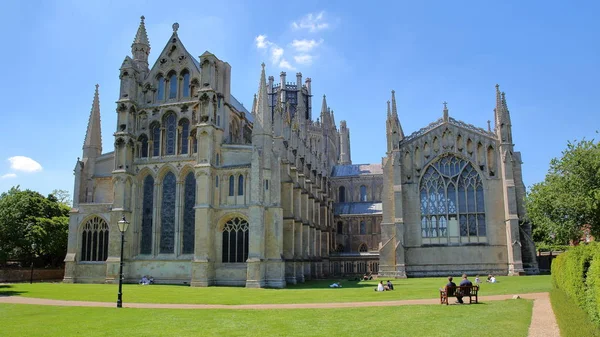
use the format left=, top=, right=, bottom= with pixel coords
left=51, top=189, right=72, bottom=207
left=0, top=186, right=70, bottom=267
left=526, top=137, right=600, bottom=245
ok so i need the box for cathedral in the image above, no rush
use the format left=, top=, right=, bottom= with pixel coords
left=63, top=17, right=538, bottom=287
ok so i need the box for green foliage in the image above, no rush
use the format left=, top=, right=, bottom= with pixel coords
left=50, top=189, right=72, bottom=207
left=550, top=288, right=600, bottom=337
left=0, top=186, right=70, bottom=267
left=527, top=138, right=600, bottom=245
left=585, top=253, right=600, bottom=325
left=551, top=243, right=598, bottom=307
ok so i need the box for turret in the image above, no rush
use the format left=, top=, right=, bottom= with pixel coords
left=339, top=120, right=351, bottom=165
left=386, top=90, right=403, bottom=152
left=495, top=84, right=513, bottom=144
left=320, top=95, right=329, bottom=128
left=252, top=63, right=273, bottom=161
left=131, top=16, right=150, bottom=72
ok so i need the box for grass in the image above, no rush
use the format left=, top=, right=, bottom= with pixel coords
left=0, top=299, right=533, bottom=337
left=550, top=288, right=600, bottom=337
left=0, top=275, right=551, bottom=305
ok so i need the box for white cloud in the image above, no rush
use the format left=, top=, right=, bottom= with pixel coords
left=8, top=156, right=43, bottom=173
left=291, top=39, right=323, bottom=52
left=271, top=46, right=284, bottom=64
left=279, top=59, right=296, bottom=70
left=294, top=54, right=313, bottom=65
left=255, top=35, right=271, bottom=49
left=291, top=12, right=329, bottom=32
left=1, top=173, right=17, bottom=179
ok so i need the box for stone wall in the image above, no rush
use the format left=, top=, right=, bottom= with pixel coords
left=0, top=268, right=64, bottom=282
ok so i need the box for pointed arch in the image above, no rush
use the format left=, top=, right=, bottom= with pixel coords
left=168, top=70, right=178, bottom=99
left=238, top=174, right=244, bottom=196
left=219, top=216, right=249, bottom=263
left=79, top=215, right=109, bottom=262
left=163, top=112, right=177, bottom=155
left=181, top=69, right=191, bottom=98
left=150, top=121, right=161, bottom=157
left=179, top=118, right=190, bottom=155
left=358, top=243, right=368, bottom=252
left=138, top=134, right=149, bottom=158
left=418, top=154, right=486, bottom=242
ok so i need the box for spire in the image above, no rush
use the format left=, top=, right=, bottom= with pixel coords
left=494, top=84, right=513, bottom=143
left=443, top=101, right=449, bottom=122
left=254, top=63, right=271, bottom=134
left=387, top=100, right=391, bottom=119
left=390, top=90, right=404, bottom=139
left=494, top=84, right=502, bottom=128
left=132, top=16, right=150, bottom=64
left=83, top=84, right=102, bottom=158
left=391, top=90, right=398, bottom=117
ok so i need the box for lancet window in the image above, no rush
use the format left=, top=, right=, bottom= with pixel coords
left=179, top=119, right=189, bottom=155
left=164, top=114, right=176, bottom=155
left=360, top=185, right=367, bottom=202
left=160, top=172, right=176, bottom=254
left=339, top=186, right=346, bottom=202
left=157, top=75, right=165, bottom=101
left=80, top=216, right=109, bottom=262
left=140, top=175, right=154, bottom=254
left=182, top=70, right=190, bottom=97
left=419, top=155, right=486, bottom=241
left=221, top=217, right=249, bottom=263
left=182, top=172, right=196, bottom=254
left=169, top=72, right=177, bottom=99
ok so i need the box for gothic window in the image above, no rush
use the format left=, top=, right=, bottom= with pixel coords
left=228, top=175, right=235, bottom=196
left=359, top=243, right=368, bottom=252
left=337, top=221, right=343, bottom=234
left=216, top=153, right=220, bottom=166
left=139, top=134, right=148, bottom=158
left=157, top=75, right=165, bottom=101
left=216, top=176, right=219, bottom=187
left=360, top=185, right=367, bottom=202
left=164, top=114, right=176, bottom=155
left=360, top=221, right=366, bottom=235
left=182, top=70, right=190, bottom=97
left=221, top=217, right=249, bottom=263
left=419, top=155, right=486, bottom=240
left=179, top=119, right=189, bottom=155
left=80, top=216, right=109, bottom=262
left=339, top=186, right=346, bottom=202
left=169, top=72, right=177, bottom=99
left=160, top=172, right=176, bottom=254
left=182, top=172, right=196, bottom=254
left=152, top=124, right=160, bottom=157
left=238, top=175, right=244, bottom=196
left=140, top=175, right=154, bottom=254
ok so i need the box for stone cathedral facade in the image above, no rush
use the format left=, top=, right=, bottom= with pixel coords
left=64, top=17, right=538, bottom=287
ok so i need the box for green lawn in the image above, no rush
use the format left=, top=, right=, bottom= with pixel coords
left=0, top=299, right=533, bottom=337
left=0, top=275, right=550, bottom=305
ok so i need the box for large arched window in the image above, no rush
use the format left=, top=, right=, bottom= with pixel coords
left=157, top=75, right=165, bottom=101
left=152, top=124, right=160, bottom=157
left=419, top=155, right=486, bottom=241
left=160, top=172, right=176, bottom=254
left=360, top=185, right=367, bottom=202
left=229, top=175, right=235, bottom=196
left=80, top=216, right=109, bottom=262
left=222, top=217, right=249, bottom=263
left=139, top=134, right=148, bottom=158
left=179, top=119, right=189, bottom=155
left=182, top=172, right=196, bottom=254
left=140, top=175, right=154, bottom=254
left=182, top=70, right=190, bottom=97
left=169, top=72, right=177, bottom=99
left=164, top=114, right=177, bottom=155
left=238, top=175, right=244, bottom=196
left=339, top=186, right=346, bottom=202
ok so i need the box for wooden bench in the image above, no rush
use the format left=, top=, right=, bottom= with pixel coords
left=440, top=285, right=479, bottom=305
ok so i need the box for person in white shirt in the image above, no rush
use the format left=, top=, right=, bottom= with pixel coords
left=376, top=281, right=385, bottom=292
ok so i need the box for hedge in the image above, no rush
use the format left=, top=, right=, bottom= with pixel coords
left=552, top=242, right=600, bottom=326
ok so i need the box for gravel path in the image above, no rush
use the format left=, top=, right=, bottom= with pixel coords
left=0, top=292, right=559, bottom=336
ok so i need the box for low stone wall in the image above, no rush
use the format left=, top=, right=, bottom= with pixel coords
left=0, top=268, right=64, bottom=283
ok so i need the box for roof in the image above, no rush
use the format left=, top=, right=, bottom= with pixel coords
left=230, top=94, right=253, bottom=123
left=331, top=164, right=383, bottom=177
left=334, top=202, right=383, bottom=216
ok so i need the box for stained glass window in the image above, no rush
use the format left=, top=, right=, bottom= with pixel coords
left=360, top=185, right=367, bottom=202
left=152, top=125, right=160, bottom=157
left=221, top=217, right=249, bottom=263
left=80, top=216, right=109, bottom=262
left=139, top=134, right=148, bottom=158
left=229, top=175, right=235, bottom=196
left=160, top=172, right=176, bottom=254
left=419, top=155, right=486, bottom=240
left=157, top=76, right=165, bottom=101
left=169, top=73, right=177, bottom=99
left=182, top=172, right=196, bottom=254
left=180, top=119, right=189, bottom=155
left=238, top=175, right=244, bottom=196
left=140, top=175, right=154, bottom=254
left=165, top=114, right=176, bottom=155
left=182, top=71, right=190, bottom=97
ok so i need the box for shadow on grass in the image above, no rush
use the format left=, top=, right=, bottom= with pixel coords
left=285, top=279, right=379, bottom=289
left=0, top=285, right=27, bottom=297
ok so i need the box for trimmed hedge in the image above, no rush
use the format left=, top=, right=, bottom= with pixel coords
left=552, top=242, right=600, bottom=326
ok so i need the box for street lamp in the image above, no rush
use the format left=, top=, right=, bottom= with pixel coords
left=116, top=216, right=129, bottom=308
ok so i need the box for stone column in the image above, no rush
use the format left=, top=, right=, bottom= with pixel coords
left=282, top=182, right=296, bottom=284
left=191, top=169, right=214, bottom=286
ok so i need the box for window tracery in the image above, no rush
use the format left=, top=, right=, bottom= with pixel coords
left=164, top=114, right=176, bottom=155
left=221, top=217, right=249, bottom=263
left=160, top=172, right=176, bottom=253
left=80, top=216, right=109, bottom=262
left=358, top=243, right=368, bottom=252
left=179, top=119, right=189, bottom=155
left=140, top=175, right=154, bottom=254
left=182, top=172, right=195, bottom=254
left=419, top=155, right=486, bottom=241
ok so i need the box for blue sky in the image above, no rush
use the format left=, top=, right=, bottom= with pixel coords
left=0, top=0, right=598, bottom=198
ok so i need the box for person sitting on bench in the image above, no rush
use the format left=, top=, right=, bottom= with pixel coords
left=456, top=274, right=473, bottom=304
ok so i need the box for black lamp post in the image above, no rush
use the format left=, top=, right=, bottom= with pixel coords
left=116, top=216, right=129, bottom=308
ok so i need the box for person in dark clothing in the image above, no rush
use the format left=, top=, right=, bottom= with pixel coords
left=386, top=280, right=394, bottom=290
left=456, top=274, right=473, bottom=304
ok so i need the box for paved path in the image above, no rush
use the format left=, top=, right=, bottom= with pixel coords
left=0, top=292, right=559, bottom=336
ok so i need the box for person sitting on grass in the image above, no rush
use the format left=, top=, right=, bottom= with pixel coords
left=329, top=282, right=342, bottom=288
left=386, top=280, right=394, bottom=290
left=139, top=275, right=150, bottom=285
